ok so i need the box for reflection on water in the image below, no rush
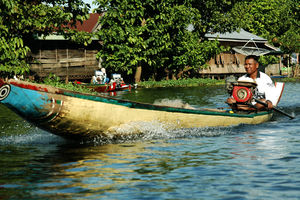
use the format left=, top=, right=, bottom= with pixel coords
left=0, top=82, right=300, bottom=199
left=1, top=132, right=299, bottom=199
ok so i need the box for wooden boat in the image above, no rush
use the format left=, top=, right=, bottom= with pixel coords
left=0, top=79, right=273, bottom=140
left=74, top=81, right=131, bottom=93
left=116, top=83, right=131, bottom=91
left=110, top=73, right=132, bottom=91
left=74, top=81, right=117, bottom=93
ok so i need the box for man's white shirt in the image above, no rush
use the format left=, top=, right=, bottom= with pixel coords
left=238, top=72, right=277, bottom=105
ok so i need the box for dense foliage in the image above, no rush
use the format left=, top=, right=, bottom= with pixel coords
left=43, top=73, right=97, bottom=93
left=0, top=0, right=90, bottom=75
left=1, top=0, right=298, bottom=81
left=232, top=0, right=299, bottom=54
left=94, top=0, right=238, bottom=82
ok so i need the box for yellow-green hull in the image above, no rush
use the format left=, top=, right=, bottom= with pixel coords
left=0, top=79, right=273, bottom=140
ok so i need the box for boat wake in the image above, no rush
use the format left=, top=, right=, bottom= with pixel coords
left=0, top=128, right=66, bottom=145
left=87, top=120, right=234, bottom=145
left=153, top=98, right=196, bottom=109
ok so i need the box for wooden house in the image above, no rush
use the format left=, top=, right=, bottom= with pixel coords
left=203, top=29, right=280, bottom=79
left=29, top=15, right=280, bottom=81
left=28, top=13, right=102, bottom=81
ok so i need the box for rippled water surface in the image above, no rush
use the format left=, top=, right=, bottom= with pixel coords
left=1, top=82, right=300, bottom=200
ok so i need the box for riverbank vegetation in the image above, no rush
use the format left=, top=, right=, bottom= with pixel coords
left=0, top=0, right=298, bottom=82
left=137, top=76, right=300, bottom=89
left=43, top=73, right=97, bottom=94
left=138, top=78, right=224, bottom=88
left=29, top=73, right=300, bottom=95
left=94, top=0, right=299, bottom=82
left=43, top=73, right=224, bottom=91
left=280, top=77, right=300, bottom=83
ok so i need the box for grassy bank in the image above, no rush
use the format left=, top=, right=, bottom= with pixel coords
left=37, top=74, right=225, bottom=93
left=137, top=76, right=300, bottom=89
left=45, top=81, right=97, bottom=94
left=137, top=78, right=225, bottom=88
left=42, top=74, right=97, bottom=94
left=37, top=75, right=300, bottom=93
left=279, top=77, right=300, bottom=82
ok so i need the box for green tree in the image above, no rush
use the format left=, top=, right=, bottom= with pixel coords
left=95, top=0, right=238, bottom=82
left=232, top=0, right=299, bottom=54
left=191, top=0, right=241, bottom=35
left=0, top=0, right=90, bottom=75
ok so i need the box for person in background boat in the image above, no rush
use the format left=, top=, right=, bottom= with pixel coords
left=110, top=74, right=124, bottom=85
left=91, top=68, right=109, bottom=84
left=13, top=75, right=24, bottom=80
left=91, top=70, right=103, bottom=84
left=101, top=68, right=110, bottom=83
left=226, top=55, right=276, bottom=111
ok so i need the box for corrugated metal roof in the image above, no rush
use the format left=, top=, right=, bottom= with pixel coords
left=205, top=29, right=267, bottom=43
left=37, top=34, right=65, bottom=40
left=37, top=34, right=98, bottom=40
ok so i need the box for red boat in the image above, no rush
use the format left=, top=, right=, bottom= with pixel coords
left=74, top=81, right=117, bottom=93
left=87, top=82, right=117, bottom=93
left=116, top=83, right=131, bottom=91
left=74, top=73, right=131, bottom=93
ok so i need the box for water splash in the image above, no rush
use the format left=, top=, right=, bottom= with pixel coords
left=88, top=120, right=234, bottom=145
left=153, top=98, right=195, bottom=109
left=0, top=127, right=66, bottom=145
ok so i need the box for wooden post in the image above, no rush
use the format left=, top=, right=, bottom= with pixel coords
left=134, top=65, right=142, bottom=83
left=296, top=53, right=299, bottom=77
left=66, top=48, right=69, bottom=83
left=287, top=54, right=290, bottom=78
left=279, top=55, right=282, bottom=75
left=39, top=49, right=42, bottom=74
left=84, top=49, right=87, bottom=77
left=56, top=48, right=58, bottom=76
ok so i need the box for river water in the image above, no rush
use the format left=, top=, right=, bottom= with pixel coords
left=0, top=82, right=300, bottom=200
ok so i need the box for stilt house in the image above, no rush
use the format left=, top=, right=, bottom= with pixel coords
left=28, top=13, right=101, bottom=81
left=203, top=29, right=280, bottom=79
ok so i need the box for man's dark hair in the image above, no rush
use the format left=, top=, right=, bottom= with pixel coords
left=245, top=55, right=259, bottom=63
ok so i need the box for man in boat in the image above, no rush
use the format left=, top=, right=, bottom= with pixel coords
left=91, top=68, right=109, bottom=84
left=101, top=68, right=110, bottom=83
left=226, top=55, right=277, bottom=111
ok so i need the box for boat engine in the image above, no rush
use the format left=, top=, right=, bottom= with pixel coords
left=110, top=74, right=124, bottom=86
left=231, top=81, right=257, bottom=104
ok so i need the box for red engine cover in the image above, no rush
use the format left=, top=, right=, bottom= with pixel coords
left=232, top=86, right=253, bottom=103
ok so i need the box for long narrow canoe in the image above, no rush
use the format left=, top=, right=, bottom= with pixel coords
left=0, top=79, right=272, bottom=140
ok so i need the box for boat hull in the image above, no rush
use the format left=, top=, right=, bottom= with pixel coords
left=0, top=79, right=273, bottom=140
left=79, top=82, right=116, bottom=93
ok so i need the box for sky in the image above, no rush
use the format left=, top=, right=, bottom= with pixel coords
left=83, top=0, right=97, bottom=11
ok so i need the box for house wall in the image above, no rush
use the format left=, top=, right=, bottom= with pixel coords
left=265, top=64, right=281, bottom=76
left=29, top=40, right=100, bottom=81
left=200, top=40, right=281, bottom=78
left=200, top=53, right=246, bottom=78
left=28, top=39, right=281, bottom=81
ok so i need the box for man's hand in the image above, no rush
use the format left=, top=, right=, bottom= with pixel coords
left=256, top=99, right=273, bottom=110
left=226, top=97, right=236, bottom=105
left=266, top=100, right=273, bottom=110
